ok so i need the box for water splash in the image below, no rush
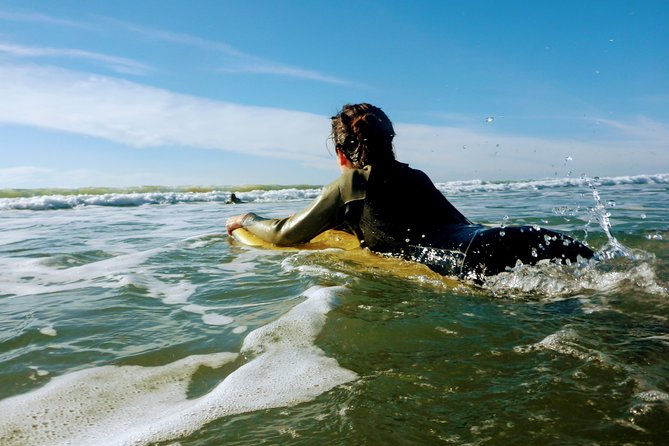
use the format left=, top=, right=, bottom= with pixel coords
left=583, top=176, right=633, bottom=259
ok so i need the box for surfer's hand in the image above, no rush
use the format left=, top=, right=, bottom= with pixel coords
left=226, top=214, right=248, bottom=235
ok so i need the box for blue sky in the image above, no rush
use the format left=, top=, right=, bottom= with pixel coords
left=0, top=0, right=667, bottom=188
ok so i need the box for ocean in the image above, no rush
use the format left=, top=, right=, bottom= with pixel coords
left=0, top=173, right=667, bottom=445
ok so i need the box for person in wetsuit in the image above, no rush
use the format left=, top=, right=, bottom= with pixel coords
left=226, top=103, right=594, bottom=283
left=226, top=193, right=243, bottom=204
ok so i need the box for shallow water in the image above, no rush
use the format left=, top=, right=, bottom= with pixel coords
left=0, top=175, right=667, bottom=445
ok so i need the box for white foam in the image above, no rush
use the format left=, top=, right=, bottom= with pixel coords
left=434, top=173, right=669, bottom=195
left=0, top=353, right=238, bottom=446
left=281, top=255, right=350, bottom=279
left=514, top=327, right=616, bottom=367
left=0, top=188, right=322, bottom=210
left=0, top=285, right=357, bottom=446
left=2, top=174, right=667, bottom=210
left=156, top=281, right=197, bottom=305
left=181, top=304, right=209, bottom=315
left=514, top=327, right=580, bottom=355
left=201, top=313, right=234, bottom=326
left=484, top=258, right=667, bottom=300
left=636, top=390, right=669, bottom=402
left=0, top=191, right=232, bottom=210
left=28, top=366, right=50, bottom=377
left=39, top=326, right=57, bottom=337
left=0, top=247, right=162, bottom=298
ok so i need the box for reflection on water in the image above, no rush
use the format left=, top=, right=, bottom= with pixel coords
left=0, top=177, right=667, bottom=445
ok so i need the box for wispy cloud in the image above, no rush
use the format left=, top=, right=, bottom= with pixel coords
left=0, top=166, right=52, bottom=186
left=0, top=42, right=151, bottom=75
left=0, top=64, right=666, bottom=183
left=108, top=21, right=249, bottom=58
left=0, top=8, right=357, bottom=85
left=0, top=9, right=90, bottom=29
left=0, top=166, right=174, bottom=189
left=587, top=116, right=669, bottom=142
left=110, top=20, right=358, bottom=86
left=395, top=117, right=668, bottom=180
left=219, top=62, right=355, bottom=86
left=0, top=64, right=331, bottom=164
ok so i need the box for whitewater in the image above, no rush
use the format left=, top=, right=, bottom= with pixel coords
left=0, top=173, right=667, bottom=445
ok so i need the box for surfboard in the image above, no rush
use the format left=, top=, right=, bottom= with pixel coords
left=231, top=228, right=360, bottom=251
left=230, top=228, right=458, bottom=285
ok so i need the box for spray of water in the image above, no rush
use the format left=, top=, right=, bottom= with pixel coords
left=582, top=175, right=633, bottom=259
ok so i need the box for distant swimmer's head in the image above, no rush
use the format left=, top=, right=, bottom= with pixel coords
left=331, top=103, right=396, bottom=168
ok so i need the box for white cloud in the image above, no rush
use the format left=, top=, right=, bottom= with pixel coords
left=219, top=61, right=358, bottom=86
left=0, top=10, right=356, bottom=86
left=0, top=63, right=332, bottom=165
left=110, top=20, right=357, bottom=86
left=0, top=42, right=151, bottom=75
left=0, top=9, right=90, bottom=28
left=0, top=165, right=165, bottom=189
left=0, top=166, right=52, bottom=186
left=109, top=21, right=248, bottom=58
left=0, top=63, right=667, bottom=186
left=392, top=117, right=669, bottom=181
left=588, top=116, right=669, bottom=142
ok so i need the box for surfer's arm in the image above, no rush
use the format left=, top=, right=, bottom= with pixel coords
left=238, top=182, right=343, bottom=246
left=230, top=169, right=367, bottom=246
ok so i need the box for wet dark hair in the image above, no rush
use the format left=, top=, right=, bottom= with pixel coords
left=331, top=103, right=396, bottom=168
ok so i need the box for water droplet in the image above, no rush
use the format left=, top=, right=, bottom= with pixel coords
left=500, top=231, right=505, bottom=237
left=565, top=156, right=573, bottom=162
left=405, top=238, right=410, bottom=243
left=607, top=200, right=616, bottom=207
left=640, top=213, right=647, bottom=219
left=531, top=248, right=538, bottom=258
left=485, top=116, right=494, bottom=123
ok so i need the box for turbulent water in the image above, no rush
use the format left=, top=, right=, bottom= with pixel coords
left=0, top=174, right=667, bottom=445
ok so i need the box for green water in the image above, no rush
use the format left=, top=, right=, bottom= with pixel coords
left=1, top=180, right=667, bottom=445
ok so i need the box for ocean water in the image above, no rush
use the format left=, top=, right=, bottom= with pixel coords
left=0, top=173, right=667, bottom=445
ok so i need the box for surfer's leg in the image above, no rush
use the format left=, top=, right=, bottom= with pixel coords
left=462, top=226, right=593, bottom=281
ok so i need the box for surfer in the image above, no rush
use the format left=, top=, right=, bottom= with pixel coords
left=226, top=103, right=593, bottom=283
left=226, top=193, right=243, bottom=204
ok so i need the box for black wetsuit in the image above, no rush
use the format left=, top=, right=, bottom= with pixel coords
left=240, top=161, right=594, bottom=283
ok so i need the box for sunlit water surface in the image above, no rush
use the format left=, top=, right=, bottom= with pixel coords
left=0, top=175, right=667, bottom=445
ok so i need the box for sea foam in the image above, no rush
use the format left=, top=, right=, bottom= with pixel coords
left=2, top=173, right=666, bottom=210
left=0, top=285, right=357, bottom=446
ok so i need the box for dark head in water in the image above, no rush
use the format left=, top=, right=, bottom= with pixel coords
left=227, top=193, right=242, bottom=204
left=331, top=103, right=396, bottom=168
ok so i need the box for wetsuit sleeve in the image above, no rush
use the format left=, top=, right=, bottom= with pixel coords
left=240, top=169, right=367, bottom=246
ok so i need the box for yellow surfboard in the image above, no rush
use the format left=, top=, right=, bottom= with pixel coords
left=231, top=228, right=458, bottom=285
left=231, top=228, right=360, bottom=251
